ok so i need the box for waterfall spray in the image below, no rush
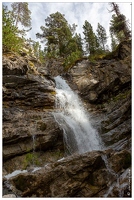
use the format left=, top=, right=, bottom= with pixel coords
left=53, top=76, right=103, bottom=154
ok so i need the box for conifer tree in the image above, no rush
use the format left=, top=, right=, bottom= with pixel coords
left=96, top=23, right=107, bottom=51
left=36, top=12, right=72, bottom=57
left=109, top=3, right=131, bottom=40
left=11, top=2, right=31, bottom=28
left=36, top=11, right=82, bottom=59
left=36, top=12, right=84, bottom=68
left=83, top=20, right=98, bottom=55
left=74, top=33, right=84, bottom=56
left=2, top=5, right=23, bottom=52
left=110, top=32, right=118, bottom=51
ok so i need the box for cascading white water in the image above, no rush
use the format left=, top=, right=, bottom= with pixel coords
left=53, top=76, right=103, bottom=154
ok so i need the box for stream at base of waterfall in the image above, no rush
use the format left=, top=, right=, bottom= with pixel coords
left=53, top=76, right=104, bottom=154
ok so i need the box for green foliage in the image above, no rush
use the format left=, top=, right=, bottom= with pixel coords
left=96, top=23, right=107, bottom=51
left=74, top=33, right=84, bottom=56
left=36, top=11, right=84, bottom=68
left=88, top=52, right=106, bottom=63
left=111, top=89, right=131, bottom=102
left=103, top=41, right=122, bottom=60
left=109, top=3, right=131, bottom=43
left=11, top=2, right=31, bottom=28
left=83, top=20, right=98, bottom=55
left=32, top=41, right=45, bottom=63
left=110, top=32, right=118, bottom=51
left=2, top=6, right=24, bottom=52
left=64, top=50, right=82, bottom=70
left=23, top=152, right=40, bottom=169
left=36, top=12, right=74, bottom=58
left=109, top=3, right=131, bottom=51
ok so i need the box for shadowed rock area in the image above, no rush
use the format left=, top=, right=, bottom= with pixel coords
left=3, top=40, right=131, bottom=197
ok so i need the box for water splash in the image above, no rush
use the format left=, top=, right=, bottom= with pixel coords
left=53, top=76, right=103, bottom=154
left=4, top=170, right=28, bottom=180
left=32, top=135, right=36, bottom=152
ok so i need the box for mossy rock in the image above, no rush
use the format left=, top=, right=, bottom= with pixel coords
left=23, top=152, right=40, bottom=169
left=50, top=91, right=56, bottom=95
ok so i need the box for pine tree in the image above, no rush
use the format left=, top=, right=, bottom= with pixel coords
left=36, top=12, right=79, bottom=58
left=36, top=12, right=84, bottom=68
left=110, top=31, right=118, bottom=51
left=83, top=20, right=98, bottom=55
left=96, top=23, right=107, bottom=51
left=74, top=33, right=84, bottom=56
left=2, top=5, right=23, bottom=52
left=11, top=2, right=31, bottom=28
left=109, top=3, right=131, bottom=40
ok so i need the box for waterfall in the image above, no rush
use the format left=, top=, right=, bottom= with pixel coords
left=53, top=76, right=103, bottom=154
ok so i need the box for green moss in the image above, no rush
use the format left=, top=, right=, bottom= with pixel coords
left=103, top=46, right=120, bottom=60
left=88, top=53, right=106, bottom=63
left=23, top=152, right=40, bottom=169
left=50, top=91, right=56, bottom=95
left=112, top=90, right=131, bottom=102
left=28, top=61, right=34, bottom=67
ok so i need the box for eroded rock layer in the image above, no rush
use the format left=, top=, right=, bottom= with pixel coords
left=3, top=40, right=131, bottom=197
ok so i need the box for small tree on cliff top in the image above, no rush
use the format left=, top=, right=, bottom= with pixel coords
left=2, top=6, right=23, bottom=52
left=96, top=23, right=107, bottom=51
left=109, top=3, right=131, bottom=41
left=83, top=20, right=98, bottom=55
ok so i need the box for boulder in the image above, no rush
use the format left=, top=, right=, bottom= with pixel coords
left=8, top=149, right=131, bottom=197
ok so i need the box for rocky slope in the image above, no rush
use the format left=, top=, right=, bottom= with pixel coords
left=3, top=40, right=131, bottom=197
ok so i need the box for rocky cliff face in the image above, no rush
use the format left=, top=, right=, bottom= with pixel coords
left=64, top=40, right=131, bottom=151
left=3, top=52, right=64, bottom=175
left=3, top=40, right=131, bottom=197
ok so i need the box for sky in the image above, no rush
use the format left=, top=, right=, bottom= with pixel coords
left=2, top=1, right=132, bottom=49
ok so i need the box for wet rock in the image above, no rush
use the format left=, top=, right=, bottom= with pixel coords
left=9, top=149, right=131, bottom=197
left=109, top=150, right=131, bottom=173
